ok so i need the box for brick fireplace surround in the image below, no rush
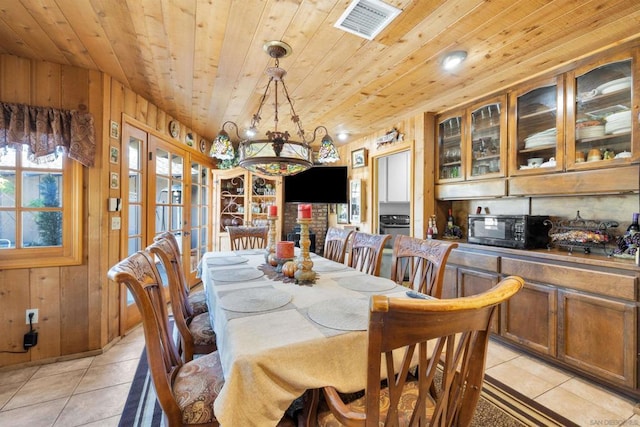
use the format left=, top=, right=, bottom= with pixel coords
left=283, top=203, right=329, bottom=254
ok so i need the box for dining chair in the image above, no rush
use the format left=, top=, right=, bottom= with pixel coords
left=107, top=250, right=225, bottom=426
left=390, top=235, right=459, bottom=298
left=315, top=275, right=524, bottom=427
left=348, top=232, right=391, bottom=276
left=226, top=225, right=269, bottom=250
left=323, top=227, right=354, bottom=264
left=148, top=238, right=216, bottom=362
left=153, top=231, right=208, bottom=316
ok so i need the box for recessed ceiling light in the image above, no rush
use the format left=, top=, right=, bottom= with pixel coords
left=337, top=132, right=349, bottom=141
left=442, top=50, right=467, bottom=70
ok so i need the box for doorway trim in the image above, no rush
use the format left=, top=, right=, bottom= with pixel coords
left=371, top=141, right=415, bottom=238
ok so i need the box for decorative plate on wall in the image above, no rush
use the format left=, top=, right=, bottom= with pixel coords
left=200, top=138, right=207, bottom=153
left=168, top=120, right=180, bottom=138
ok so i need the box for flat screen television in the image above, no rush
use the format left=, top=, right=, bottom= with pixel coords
left=284, top=166, right=348, bottom=203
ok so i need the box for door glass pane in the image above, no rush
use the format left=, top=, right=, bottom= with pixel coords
left=471, top=102, right=502, bottom=177
left=575, top=59, right=632, bottom=162
left=516, top=85, right=558, bottom=169
left=438, top=116, right=462, bottom=180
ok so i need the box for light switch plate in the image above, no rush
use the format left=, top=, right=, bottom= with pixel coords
left=111, top=216, right=121, bottom=230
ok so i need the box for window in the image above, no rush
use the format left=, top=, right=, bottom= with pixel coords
left=0, top=145, right=82, bottom=269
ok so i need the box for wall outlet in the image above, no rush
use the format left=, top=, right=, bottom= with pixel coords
left=26, top=309, right=38, bottom=324
left=111, top=216, right=121, bottom=230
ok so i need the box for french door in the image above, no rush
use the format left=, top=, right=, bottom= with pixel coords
left=120, top=123, right=213, bottom=332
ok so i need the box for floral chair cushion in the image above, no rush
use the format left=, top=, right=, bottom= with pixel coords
left=189, top=312, right=216, bottom=346
left=317, top=381, right=434, bottom=426
left=173, top=351, right=225, bottom=424
left=188, top=291, right=208, bottom=316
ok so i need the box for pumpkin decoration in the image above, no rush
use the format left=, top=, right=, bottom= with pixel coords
left=282, top=261, right=297, bottom=278
left=268, top=253, right=278, bottom=267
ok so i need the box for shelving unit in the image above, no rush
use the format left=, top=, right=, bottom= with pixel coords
left=213, top=168, right=282, bottom=250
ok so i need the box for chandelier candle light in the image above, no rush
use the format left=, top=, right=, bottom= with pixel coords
left=295, top=204, right=316, bottom=284
left=210, top=40, right=340, bottom=176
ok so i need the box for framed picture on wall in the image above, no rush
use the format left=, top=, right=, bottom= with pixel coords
left=351, top=148, right=367, bottom=168
left=109, top=146, right=119, bottom=164
left=110, top=172, right=120, bottom=189
left=110, top=120, right=119, bottom=139
left=349, top=179, right=362, bottom=223
left=337, top=203, right=349, bottom=224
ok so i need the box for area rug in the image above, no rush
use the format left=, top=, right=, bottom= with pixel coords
left=120, top=348, right=578, bottom=427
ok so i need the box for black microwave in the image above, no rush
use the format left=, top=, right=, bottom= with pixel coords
left=467, top=214, right=551, bottom=249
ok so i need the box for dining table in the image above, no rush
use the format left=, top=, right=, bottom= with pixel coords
left=200, top=248, right=411, bottom=426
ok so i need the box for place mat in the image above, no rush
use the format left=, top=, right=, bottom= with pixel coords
left=219, top=287, right=292, bottom=313
left=206, top=256, right=249, bottom=266
left=209, top=267, right=264, bottom=282
left=308, top=298, right=369, bottom=331
left=334, top=275, right=397, bottom=292
left=313, top=261, right=349, bottom=272
left=236, top=249, right=264, bottom=255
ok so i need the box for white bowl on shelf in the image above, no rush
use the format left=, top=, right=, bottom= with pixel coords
left=527, top=157, right=544, bottom=167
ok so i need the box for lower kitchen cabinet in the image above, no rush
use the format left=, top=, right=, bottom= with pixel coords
left=500, top=281, right=557, bottom=356
left=558, top=289, right=636, bottom=388
left=445, top=244, right=639, bottom=395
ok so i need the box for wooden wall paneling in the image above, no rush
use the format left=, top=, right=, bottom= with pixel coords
left=419, top=112, right=434, bottom=239
left=147, top=102, right=158, bottom=131
left=60, top=264, right=89, bottom=355
left=1, top=54, right=30, bottom=103
left=87, top=69, right=106, bottom=348
left=136, top=94, right=149, bottom=124
left=59, top=64, right=89, bottom=111
left=30, top=267, right=62, bottom=360
left=123, top=86, right=137, bottom=117
left=0, top=269, right=30, bottom=366
left=32, top=61, right=62, bottom=107
left=156, top=109, right=166, bottom=133
left=108, top=77, right=125, bottom=337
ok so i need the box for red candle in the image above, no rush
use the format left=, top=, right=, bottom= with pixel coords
left=297, top=204, right=312, bottom=219
left=268, top=205, right=277, bottom=216
left=276, top=241, right=294, bottom=259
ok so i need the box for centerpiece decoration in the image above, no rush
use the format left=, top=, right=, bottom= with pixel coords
left=265, top=204, right=278, bottom=263
left=295, top=204, right=316, bottom=284
left=273, top=241, right=294, bottom=273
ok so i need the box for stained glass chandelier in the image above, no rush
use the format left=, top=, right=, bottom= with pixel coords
left=210, top=40, right=339, bottom=176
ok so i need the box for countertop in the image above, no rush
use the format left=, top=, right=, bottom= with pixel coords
left=441, top=239, right=640, bottom=273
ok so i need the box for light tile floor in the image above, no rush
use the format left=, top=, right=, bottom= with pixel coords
left=1, top=327, right=639, bottom=426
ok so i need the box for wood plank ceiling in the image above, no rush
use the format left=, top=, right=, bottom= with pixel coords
left=0, top=0, right=639, bottom=145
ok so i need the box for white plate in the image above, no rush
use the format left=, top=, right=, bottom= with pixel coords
left=597, top=77, right=632, bottom=95
left=615, top=151, right=632, bottom=159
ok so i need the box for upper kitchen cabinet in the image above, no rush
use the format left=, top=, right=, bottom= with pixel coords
left=566, top=50, right=639, bottom=170
left=436, top=112, right=465, bottom=183
left=509, top=76, right=564, bottom=175
left=466, top=95, right=508, bottom=180
left=378, top=150, right=411, bottom=202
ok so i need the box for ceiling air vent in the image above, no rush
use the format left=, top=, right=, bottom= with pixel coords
left=334, top=0, right=402, bottom=40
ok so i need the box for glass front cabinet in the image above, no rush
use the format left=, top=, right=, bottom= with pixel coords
left=436, top=112, right=465, bottom=182
left=566, top=50, right=639, bottom=169
left=509, top=76, right=564, bottom=175
left=213, top=168, right=281, bottom=251
left=467, top=95, right=508, bottom=180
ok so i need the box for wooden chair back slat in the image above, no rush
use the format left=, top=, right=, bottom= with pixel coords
left=391, top=235, right=458, bottom=298
left=349, top=232, right=391, bottom=276
left=226, top=226, right=268, bottom=250
left=323, top=227, right=354, bottom=263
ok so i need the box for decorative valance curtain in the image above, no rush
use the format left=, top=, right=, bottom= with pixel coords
left=0, top=102, right=96, bottom=167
